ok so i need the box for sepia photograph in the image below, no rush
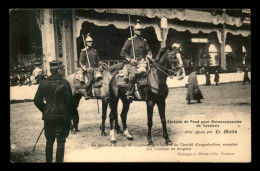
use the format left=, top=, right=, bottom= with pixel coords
left=9, top=8, right=251, bottom=163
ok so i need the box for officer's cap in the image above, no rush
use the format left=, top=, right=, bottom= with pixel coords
left=49, top=60, right=63, bottom=69
left=134, top=19, right=143, bottom=30
left=86, top=33, right=93, bottom=42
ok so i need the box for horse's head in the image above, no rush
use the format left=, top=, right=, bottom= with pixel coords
left=154, top=46, right=184, bottom=79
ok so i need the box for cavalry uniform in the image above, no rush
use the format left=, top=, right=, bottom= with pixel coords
left=78, top=34, right=100, bottom=100
left=120, top=21, right=152, bottom=100
left=34, top=60, right=76, bottom=163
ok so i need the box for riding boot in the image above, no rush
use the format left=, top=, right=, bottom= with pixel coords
left=45, top=140, right=54, bottom=163
left=126, top=79, right=135, bottom=100
left=56, top=138, right=66, bottom=163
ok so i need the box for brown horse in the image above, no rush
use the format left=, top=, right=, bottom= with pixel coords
left=108, top=46, right=184, bottom=145
left=66, top=62, right=125, bottom=136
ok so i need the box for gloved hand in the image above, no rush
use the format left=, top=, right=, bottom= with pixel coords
left=130, top=59, right=137, bottom=65
left=82, top=65, right=87, bottom=71
left=86, top=67, right=93, bottom=73
left=146, top=55, right=154, bottom=62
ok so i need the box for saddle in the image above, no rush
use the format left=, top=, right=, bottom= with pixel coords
left=73, top=73, right=103, bottom=98
left=116, top=68, right=159, bottom=101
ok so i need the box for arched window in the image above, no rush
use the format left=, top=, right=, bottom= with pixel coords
left=225, top=45, right=233, bottom=65
left=242, top=46, right=247, bottom=64
left=225, top=45, right=232, bottom=54
left=208, top=44, right=218, bottom=66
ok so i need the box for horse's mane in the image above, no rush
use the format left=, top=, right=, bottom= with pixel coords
left=106, top=62, right=125, bottom=73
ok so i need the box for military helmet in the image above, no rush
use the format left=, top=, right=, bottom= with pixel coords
left=85, top=33, right=93, bottom=42
left=134, top=19, right=143, bottom=30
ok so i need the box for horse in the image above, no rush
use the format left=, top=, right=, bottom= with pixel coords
left=108, top=46, right=184, bottom=145
left=66, top=62, right=125, bottom=136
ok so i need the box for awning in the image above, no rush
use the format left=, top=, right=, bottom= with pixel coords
left=91, top=9, right=247, bottom=27
left=75, top=13, right=250, bottom=43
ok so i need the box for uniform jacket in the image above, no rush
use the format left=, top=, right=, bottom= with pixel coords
left=79, top=47, right=99, bottom=68
left=34, top=74, right=76, bottom=121
left=120, top=35, right=152, bottom=62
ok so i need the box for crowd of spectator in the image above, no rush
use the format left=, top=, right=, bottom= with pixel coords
left=10, top=61, right=47, bottom=87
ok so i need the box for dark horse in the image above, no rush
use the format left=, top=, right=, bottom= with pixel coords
left=66, top=63, right=125, bottom=136
left=108, top=46, right=184, bottom=145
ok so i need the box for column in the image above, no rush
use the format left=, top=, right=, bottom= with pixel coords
left=41, top=9, right=56, bottom=76
left=220, top=23, right=227, bottom=70
left=72, top=10, right=78, bottom=72
left=160, top=17, right=168, bottom=48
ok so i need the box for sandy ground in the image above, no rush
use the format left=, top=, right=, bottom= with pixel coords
left=10, top=82, right=251, bottom=163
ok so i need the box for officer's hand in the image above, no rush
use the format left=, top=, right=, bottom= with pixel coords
left=82, top=65, right=87, bottom=71
left=146, top=55, right=154, bottom=62
left=87, top=67, right=93, bottom=72
left=130, top=59, right=137, bottom=65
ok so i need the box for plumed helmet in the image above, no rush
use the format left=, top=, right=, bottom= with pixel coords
left=172, top=43, right=182, bottom=53
left=85, top=33, right=93, bottom=42
left=172, top=43, right=180, bottom=49
left=134, top=19, right=143, bottom=30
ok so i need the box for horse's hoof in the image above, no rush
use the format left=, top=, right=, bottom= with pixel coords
left=75, top=128, right=80, bottom=132
left=111, top=140, right=116, bottom=144
left=101, top=132, right=107, bottom=136
left=71, top=130, right=76, bottom=134
left=127, top=137, right=134, bottom=141
left=148, top=141, right=154, bottom=146
left=166, top=139, right=173, bottom=146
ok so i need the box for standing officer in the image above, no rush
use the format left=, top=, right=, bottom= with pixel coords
left=79, top=33, right=100, bottom=100
left=34, top=60, right=76, bottom=163
left=120, top=20, right=152, bottom=100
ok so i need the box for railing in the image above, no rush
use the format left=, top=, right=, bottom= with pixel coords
left=99, top=60, right=125, bottom=66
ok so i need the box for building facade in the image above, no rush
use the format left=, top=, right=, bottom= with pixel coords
left=10, top=9, right=251, bottom=76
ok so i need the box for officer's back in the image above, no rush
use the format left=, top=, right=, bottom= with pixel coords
left=34, top=61, right=74, bottom=121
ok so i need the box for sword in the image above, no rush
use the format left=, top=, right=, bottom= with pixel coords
left=128, top=15, right=136, bottom=60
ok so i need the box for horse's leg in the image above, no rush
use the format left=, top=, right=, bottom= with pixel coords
left=157, top=100, right=172, bottom=145
left=120, top=99, right=133, bottom=140
left=100, top=99, right=108, bottom=136
left=109, top=98, right=119, bottom=144
left=73, top=93, right=81, bottom=133
left=114, top=111, right=123, bottom=134
left=146, top=100, right=155, bottom=146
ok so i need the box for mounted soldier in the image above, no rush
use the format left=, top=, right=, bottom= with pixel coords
left=120, top=19, right=153, bottom=100
left=34, top=60, right=76, bottom=163
left=78, top=33, right=101, bottom=100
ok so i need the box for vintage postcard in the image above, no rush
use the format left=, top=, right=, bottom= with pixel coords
left=10, top=8, right=251, bottom=163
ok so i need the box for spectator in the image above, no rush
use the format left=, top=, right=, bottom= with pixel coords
left=205, top=71, right=211, bottom=86
left=243, top=68, right=251, bottom=85
left=186, top=67, right=204, bottom=104
left=31, top=62, right=43, bottom=84
left=200, top=67, right=206, bottom=75
left=214, top=70, right=220, bottom=86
